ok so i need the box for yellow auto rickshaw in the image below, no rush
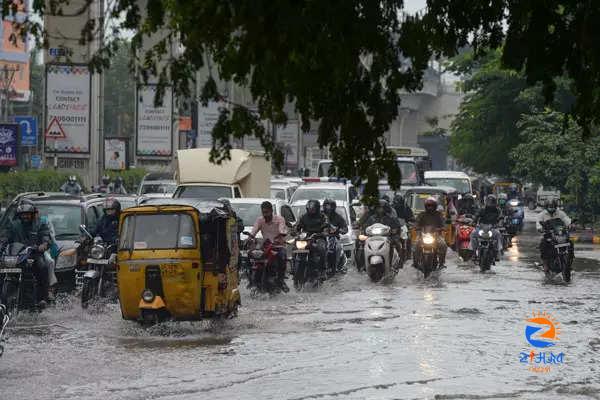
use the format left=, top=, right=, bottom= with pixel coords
left=404, top=186, right=458, bottom=247
left=492, top=180, right=522, bottom=200
left=117, top=199, right=241, bottom=324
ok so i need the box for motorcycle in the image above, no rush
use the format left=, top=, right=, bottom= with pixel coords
left=506, top=200, right=524, bottom=235
left=455, top=215, right=475, bottom=261
left=498, top=221, right=512, bottom=250
left=414, top=228, right=443, bottom=278
left=243, top=235, right=287, bottom=294
left=325, top=225, right=347, bottom=277
left=361, top=223, right=402, bottom=282
left=0, top=242, right=41, bottom=314
left=78, top=225, right=117, bottom=308
left=541, top=220, right=572, bottom=282
left=291, top=232, right=326, bottom=289
left=354, top=237, right=366, bottom=272
left=475, top=224, right=496, bottom=272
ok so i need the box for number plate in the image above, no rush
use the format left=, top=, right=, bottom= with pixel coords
left=161, top=264, right=183, bottom=277
left=293, top=250, right=309, bottom=254
left=0, top=268, right=22, bottom=274
left=554, top=243, right=570, bottom=248
left=87, top=258, right=110, bottom=264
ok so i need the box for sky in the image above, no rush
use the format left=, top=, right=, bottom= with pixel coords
left=403, top=0, right=427, bottom=14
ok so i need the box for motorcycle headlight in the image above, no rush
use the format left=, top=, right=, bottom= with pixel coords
left=141, top=289, right=155, bottom=303
left=478, top=230, right=484, bottom=236
left=90, top=245, right=105, bottom=259
left=358, top=234, right=368, bottom=241
left=422, top=234, right=435, bottom=245
left=486, top=232, right=492, bottom=238
left=296, top=240, right=308, bottom=250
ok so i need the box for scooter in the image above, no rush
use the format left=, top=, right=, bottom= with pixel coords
left=455, top=215, right=475, bottom=261
left=361, top=223, right=402, bottom=282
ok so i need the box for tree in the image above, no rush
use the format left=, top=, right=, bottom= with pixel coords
left=103, top=42, right=135, bottom=138
left=13, top=1, right=600, bottom=193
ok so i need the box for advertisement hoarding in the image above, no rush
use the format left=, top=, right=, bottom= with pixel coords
left=136, top=85, right=173, bottom=157
left=197, top=101, right=226, bottom=148
left=44, top=64, right=91, bottom=153
left=104, top=138, right=127, bottom=170
left=0, top=124, right=18, bottom=166
left=276, top=120, right=299, bottom=168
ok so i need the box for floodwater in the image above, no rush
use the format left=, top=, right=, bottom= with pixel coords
left=1, top=211, right=599, bottom=400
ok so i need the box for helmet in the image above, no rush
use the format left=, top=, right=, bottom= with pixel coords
left=424, top=197, right=438, bottom=212
left=103, top=198, right=122, bottom=213
left=376, top=199, right=388, bottom=216
left=101, top=175, right=111, bottom=185
left=323, top=198, right=336, bottom=215
left=16, top=201, right=36, bottom=216
left=485, top=195, right=497, bottom=207
left=393, top=194, right=404, bottom=206
left=306, top=199, right=320, bottom=216
left=68, top=175, right=77, bottom=184
left=115, top=176, right=124, bottom=184
left=546, top=199, right=558, bottom=214
left=381, top=194, right=391, bottom=204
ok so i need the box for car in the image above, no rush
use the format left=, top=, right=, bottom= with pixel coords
left=270, top=184, right=295, bottom=202
left=290, top=179, right=360, bottom=207
left=137, top=179, right=177, bottom=198
left=424, top=170, right=472, bottom=195
left=226, top=198, right=296, bottom=240
left=290, top=199, right=357, bottom=262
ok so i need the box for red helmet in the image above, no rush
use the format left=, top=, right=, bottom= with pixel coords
left=424, top=197, right=438, bottom=212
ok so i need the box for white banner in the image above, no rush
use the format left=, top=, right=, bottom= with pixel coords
left=105, top=138, right=127, bottom=170
left=277, top=121, right=299, bottom=168
left=197, top=100, right=226, bottom=148
left=136, top=85, right=173, bottom=156
left=44, top=64, right=90, bottom=153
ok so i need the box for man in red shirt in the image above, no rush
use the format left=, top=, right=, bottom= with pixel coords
left=248, top=201, right=289, bottom=291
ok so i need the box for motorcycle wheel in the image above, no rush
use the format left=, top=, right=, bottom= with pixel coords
left=479, top=248, right=491, bottom=272
left=1, top=280, right=19, bottom=316
left=561, top=255, right=572, bottom=283
left=368, top=264, right=384, bottom=282
left=293, top=259, right=306, bottom=290
left=81, top=278, right=97, bottom=309
left=140, top=309, right=160, bottom=326
left=423, top=254, right=433, bottom=278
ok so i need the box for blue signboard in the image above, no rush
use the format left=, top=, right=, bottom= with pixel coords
left=0, top=124, right=18, bottom=166
left=31, top=154, right=42, bottom=169
left=15, top=116, right=37, bottom=147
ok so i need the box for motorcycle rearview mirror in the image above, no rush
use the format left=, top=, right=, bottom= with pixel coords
left=79, top=224, right=93, bottom=240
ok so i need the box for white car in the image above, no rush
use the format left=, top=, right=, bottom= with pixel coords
left=424, top=170, right=472, bottom=195
left=137, top=179, right=177, bottom=198
left=270, top=184, right=295, bottom=202
left=290, top=199, right=357, bottom=262
left=290, top=180, right=360, bottom=207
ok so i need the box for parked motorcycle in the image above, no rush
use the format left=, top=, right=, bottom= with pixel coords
left=361, top=223, right=402, bottom=282
left=291, top=232, right=326, bottom=289
left=243, top=235, right=287, bottom=294
left=414, top=228, right=443, bottom=278
left=78, top=225, right=117, bottom=308
left=0, top=242, right=41, bottom=314
left=475, top=224, right=496, bottom=272
left=455, top=215, right=475, bottom=261
left=541, top=219, right=572, bottom=282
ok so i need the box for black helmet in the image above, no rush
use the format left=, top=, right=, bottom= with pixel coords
left=101, top=175, right=111, bottom=185
left=323, top=198, right=336, bottom=215
left=381, top=194, right=391, bottom=204
left=68, top=175, right=77, bottom=184
left=546, top=199, right=558, bottom=214
left=306, top=199, right=320, bottom=216
left=485, top=195, right=497, bottom=207
left=393, top=194, right=404, bottom=206
left=16, top=200, right=36, bottom=216
left=424, top=197, right=438, bottom=212
left=376, top=199, right=387, bottom=216
left=103, top=198, right=121, bottom=213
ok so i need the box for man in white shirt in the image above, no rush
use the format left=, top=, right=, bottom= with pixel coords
left=536, top=199, right=573, bottom=273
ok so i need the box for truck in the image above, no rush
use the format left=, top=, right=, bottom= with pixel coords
left=173, top=148, right=271, bottom=200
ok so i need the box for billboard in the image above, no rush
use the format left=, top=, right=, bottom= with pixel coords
left=44, top=64, right=91, bottom=153
left=136, top=85, right=173, bottom=156
left=104, top=138, right=127, bottom=170
left=0, top=124, right=18, bottom=166
left=197, top=101, right=226, bottom=148
left=277, top=120, right=299, bottom=168
left=1, top=4, right=31, bottom=103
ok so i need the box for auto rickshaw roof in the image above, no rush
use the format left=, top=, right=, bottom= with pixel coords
left=403, top=185, right=458, bottom=195
left=127, top=198, right=233, bottom=216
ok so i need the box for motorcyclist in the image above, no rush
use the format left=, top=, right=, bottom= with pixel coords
left=108, top=176, right=128, bottom=195
left=296, top=200, right=328, bottom=277
left=60, top=175, right=82, bottom=196
left=96, top=175, right=111, bottom=193
left=536, top=199, right=573, bottom=273
left=322, top=199, right=348, bottom=272
left=415, top=197, right=447, bottom=267
left=381, top=195, right=398, bottom=218
left=248, top=201, right=289, bottom=292
left=365, top=199, right=404, bottom=266
left=7, top=201, right=51, bottom=305
left=93, top=198, right=121, bottom=245
left=457, top=193, right=478, bottom=216
left=392, top=194, right=414, bottom=223
left=471, top=195, right=503, bottom=261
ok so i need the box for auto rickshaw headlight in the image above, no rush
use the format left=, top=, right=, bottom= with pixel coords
left=90, top=245, right=105, bottom=259
left=141, top=289, right=155, bottom=303
left=296, top=240, right=308, bottom=250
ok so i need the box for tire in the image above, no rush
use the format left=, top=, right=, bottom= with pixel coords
left=81, top=278, right=97, bottom=309
left=423, top=254, right=433, bottom=278
left=1, top=279, right=19, bottom=316
left=368, top=263, right=384, bottom=282
left=140, top=309, right=160, bottom=326
left=561, top=255, right=571, bottom=283
left=293, top=259, right=306, bottom=290
left=479, top=248, right=491, bottom=272
left=528, top=201, right=536, bottom=210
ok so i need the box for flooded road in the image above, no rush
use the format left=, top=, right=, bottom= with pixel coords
left=2, top=211, right=600, bottom=399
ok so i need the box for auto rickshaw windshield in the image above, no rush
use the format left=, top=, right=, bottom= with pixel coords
left=119, top=213, right=196, bottom=250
